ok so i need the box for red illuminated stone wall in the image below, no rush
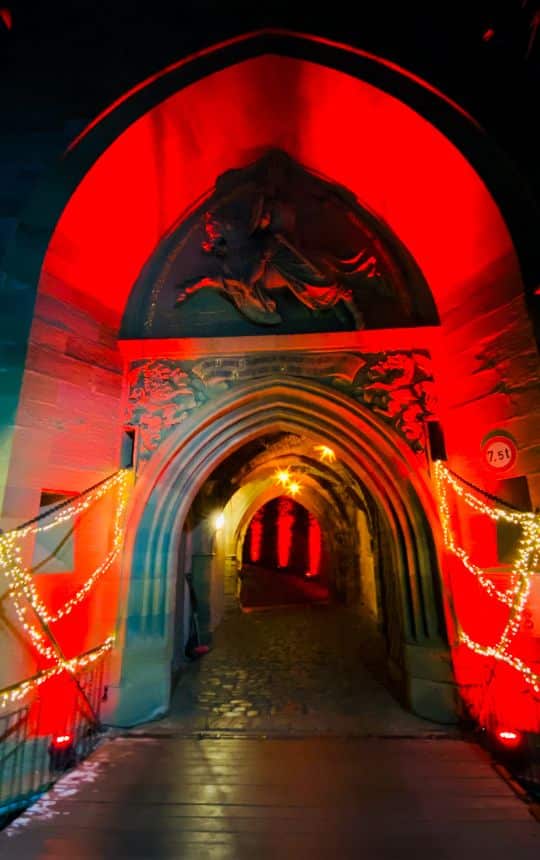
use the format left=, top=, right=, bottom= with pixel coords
left=1, top=44, right=538, bottom=729
left=0, top=271, right=124, bottom=689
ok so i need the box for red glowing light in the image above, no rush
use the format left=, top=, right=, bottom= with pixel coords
left=307, top=513, right=321, bottom=577
left=44, top=51, right=511, bottom=324
left=482, top=28, right=495, bottom=43
left=496, top=729, right=522, bottom=748
left=276, top=497, right=294, bottom=568
left=52, top=733, right=73, bottom=749
left=249, top=509, right=263, bottom=564
left=0, top=8, right=12, bottom=31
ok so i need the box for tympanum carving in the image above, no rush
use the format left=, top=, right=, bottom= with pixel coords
left=176, top=199, right=378, bottom=326
left=121, top=150, right=438, bottom=338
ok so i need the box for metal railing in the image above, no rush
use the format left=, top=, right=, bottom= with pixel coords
left=0, top=650, right=108, bottom=827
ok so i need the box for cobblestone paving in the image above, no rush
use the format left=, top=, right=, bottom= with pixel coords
left=147, top=604, right=452, bottom=737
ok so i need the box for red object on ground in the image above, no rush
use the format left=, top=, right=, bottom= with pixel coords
left=192, top=645, right=210, bottom=656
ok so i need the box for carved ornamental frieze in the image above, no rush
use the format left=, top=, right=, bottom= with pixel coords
left=126, top=350, right=436, bottom=463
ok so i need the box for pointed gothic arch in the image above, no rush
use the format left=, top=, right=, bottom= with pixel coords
left=113, top=377, right=456, bottom=726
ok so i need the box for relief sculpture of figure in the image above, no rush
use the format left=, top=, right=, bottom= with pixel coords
left=175, top=194, right=382, bottom=326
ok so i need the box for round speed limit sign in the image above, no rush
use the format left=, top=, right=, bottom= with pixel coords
left=482, top=435, right=517, bottom=472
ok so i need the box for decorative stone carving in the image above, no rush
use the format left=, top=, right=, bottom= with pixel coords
left=126, top=361, right=203, bottom=458
left=176, top=201, right=375, bottom=326
left=345, top=351, right=436, bottom=452
left=121, top=150, right=439, bottom=339
left=126, top=350, right=436, bottom=463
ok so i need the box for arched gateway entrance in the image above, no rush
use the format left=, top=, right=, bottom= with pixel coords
left=3, top=31, right=538, bottom=739
left=115, top=378, right=454, bottom=726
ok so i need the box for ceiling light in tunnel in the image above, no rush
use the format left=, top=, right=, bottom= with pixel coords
left=314, top=444, right=336, bottom=463
left=273, top=468, right=302, bottom=496
left=214, top=512, right=225, bottom=530
left=275, top=469, right=291, bottom=487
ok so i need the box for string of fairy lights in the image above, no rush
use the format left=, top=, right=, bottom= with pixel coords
left=1, top=450, right=538, bottom=708
left=0, top=638, right=115, bottom=711
left=434, top=461, right=540, bottom=694
left=0, top=470, right=131, bottom=709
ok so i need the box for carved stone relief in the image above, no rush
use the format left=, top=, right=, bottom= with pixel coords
left=126, top=350, right=436, bottom=463
left=121, top=150, right=439, bottom=339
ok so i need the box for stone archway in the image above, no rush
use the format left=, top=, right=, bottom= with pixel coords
left=112, top=377, right=456, bottom=727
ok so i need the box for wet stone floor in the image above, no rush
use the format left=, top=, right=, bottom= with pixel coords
left=148, top=602, right=445, bottom=737
left=3, top=601, right=540, bottom=858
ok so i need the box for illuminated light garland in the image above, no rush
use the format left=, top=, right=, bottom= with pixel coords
left=0, top=470, right=130, bottom=710
left=436, top=463, right=536, bottom=526
left=434, top=461, right=540, bottom=694
left=0, top=469, right=129, bottom=542
left=0, top=470, right=131, bottom=625
left=0, top=637, right=115, bottom=710
left=459, top=631, right=540, bottom=694
left=435, top=462, right=535, bottom=607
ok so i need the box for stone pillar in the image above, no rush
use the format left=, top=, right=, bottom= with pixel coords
left=224, top=554, right=240, bottom=613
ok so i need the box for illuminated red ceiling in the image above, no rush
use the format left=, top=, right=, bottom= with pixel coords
left=42, top=53, right=516, bottom=323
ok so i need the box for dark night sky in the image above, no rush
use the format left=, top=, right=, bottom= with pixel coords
left=2, top=1, right=539, bottom=199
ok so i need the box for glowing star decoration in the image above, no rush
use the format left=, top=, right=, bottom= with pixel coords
left=288, top=481, right=301, bottom=497
left=314, top=444, right=336, bottom=463
left=434, top=461, right=540, bottom=694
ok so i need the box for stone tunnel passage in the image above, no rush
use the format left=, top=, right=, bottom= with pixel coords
left=162, top=604, right=441, bottom=737
left=171, top=427, right=451, bottom=733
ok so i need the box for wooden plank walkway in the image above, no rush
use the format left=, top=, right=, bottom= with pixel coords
left=1, top=736, right=538, bottom=859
